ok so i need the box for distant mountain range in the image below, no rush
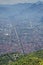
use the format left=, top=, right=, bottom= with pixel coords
left=0, top=1, right=43, bottom=23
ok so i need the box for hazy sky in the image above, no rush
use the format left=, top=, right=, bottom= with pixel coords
left=0, top=0, right=43, bottom=4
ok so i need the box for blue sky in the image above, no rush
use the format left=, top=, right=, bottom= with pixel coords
left=0, top=0, right=43, bottom=4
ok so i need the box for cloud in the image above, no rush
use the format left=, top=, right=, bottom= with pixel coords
left=0, top=0, right=43, bottom=4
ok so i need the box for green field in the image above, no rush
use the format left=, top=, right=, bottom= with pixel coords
left=0, top=50, right=43, bottom=65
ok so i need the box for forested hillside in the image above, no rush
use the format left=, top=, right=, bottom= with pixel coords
left=0, top=50, right=43, bottom=65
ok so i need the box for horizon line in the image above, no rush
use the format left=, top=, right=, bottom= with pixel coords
left=0, top=1, right=43, bottom=5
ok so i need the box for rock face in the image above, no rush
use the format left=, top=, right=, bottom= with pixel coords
left=0, top=1, right=43, bottom=54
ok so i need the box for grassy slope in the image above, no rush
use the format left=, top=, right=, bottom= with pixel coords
left=0, top=50, right=43, bottom=65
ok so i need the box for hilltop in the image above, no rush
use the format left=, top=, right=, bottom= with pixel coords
left=0, top=50, right=43, bottom=65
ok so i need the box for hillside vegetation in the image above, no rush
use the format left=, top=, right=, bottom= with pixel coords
left=0, top=50, right=43, bottom=65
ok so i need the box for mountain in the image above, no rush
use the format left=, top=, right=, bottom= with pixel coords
left=0, top=1, right=43, bottom=21
left=0, top=1, right=43, bottom=54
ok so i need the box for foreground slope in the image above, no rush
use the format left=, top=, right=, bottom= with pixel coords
left=0, top=50, right=43, bottom=65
